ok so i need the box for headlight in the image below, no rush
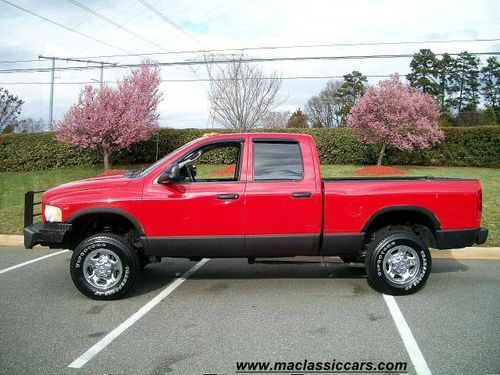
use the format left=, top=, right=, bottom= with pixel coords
left=44, top=205, right=62, bottom=222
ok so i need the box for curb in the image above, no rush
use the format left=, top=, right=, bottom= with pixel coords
left=430, top=248, right=500, bottom=260
left=1, top=233, right=499, bottom=259
left=0, top=234, right=24, bottom=247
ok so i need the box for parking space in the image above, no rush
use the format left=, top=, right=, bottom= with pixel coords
left=395, top=260, right=500, bottom=375
left=0, top=246, right=67, bottom=271
left=0, top=246, right=499, bottom=375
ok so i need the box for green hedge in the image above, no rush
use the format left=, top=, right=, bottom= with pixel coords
left=0, top=126, right=499, bottom=172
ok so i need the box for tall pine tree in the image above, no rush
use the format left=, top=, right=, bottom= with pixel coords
left=407, top=49, right=440, bottom=97
left=447, top=52, right=480, bottom=113
left=334, top=71, right=367, bottom=126
left=480, top=56, right=499, bottom=122
left=436, top=53, right=455, bottom=111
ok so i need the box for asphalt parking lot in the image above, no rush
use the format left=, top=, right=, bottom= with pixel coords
left=0, top=246, right=499, bottom=375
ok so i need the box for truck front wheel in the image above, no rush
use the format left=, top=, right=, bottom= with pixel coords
left=70, top=233, right=140, bottom=300
left=365, top=226, right=432, bottom=295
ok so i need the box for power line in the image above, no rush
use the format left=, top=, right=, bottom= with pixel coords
left=1, top=37, right=498, bottom=65
left=0, top=51, right=498, bottom=74
left=186, top=0, right=235, bottom=24
left=136, top=0, right=208, bottom=90
left=37, top=55, right=117, bottom=125
left=66, top=0, right=170, bottom=52
left=73, top=37, right=500, bottom=60
left=72, top=0, right=113, bottom=29
left=0, top=0, right=131, bottom=53
left=138, top=0, right=202, bottom=46
left=0, top=59, right=40, bottom=65
left=138, top=0, right=208, bottom=94
left=0, top=74, right=418, bottom=85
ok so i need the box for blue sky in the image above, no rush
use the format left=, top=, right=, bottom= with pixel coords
left=0, top=0, right=499, bottom=128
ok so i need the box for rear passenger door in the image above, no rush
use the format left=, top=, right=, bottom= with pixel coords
left=244, top=138, right=322, bottom=257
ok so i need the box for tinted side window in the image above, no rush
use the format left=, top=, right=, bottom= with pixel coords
left=253, top=142, right=303, bottom=180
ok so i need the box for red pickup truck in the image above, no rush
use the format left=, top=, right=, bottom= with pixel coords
left=24, top=133, right=487, bottom=300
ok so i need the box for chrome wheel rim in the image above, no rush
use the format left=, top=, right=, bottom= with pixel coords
left=83, top=249, right=123, bottom=290
left=382, top=245, right=420, bottom=285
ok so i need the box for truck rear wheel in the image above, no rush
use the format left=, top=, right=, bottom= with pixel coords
left=365, top=226, right=432, bottom=295
left=70, top=233, right=139, bottom=300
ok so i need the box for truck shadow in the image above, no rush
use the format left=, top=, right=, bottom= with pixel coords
left=127, top=257, right=469, bottom=298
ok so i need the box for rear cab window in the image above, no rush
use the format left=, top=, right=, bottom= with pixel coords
left=253, top=140, right=303, bottom=181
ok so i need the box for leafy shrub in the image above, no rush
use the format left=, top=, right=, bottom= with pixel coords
left=1, top=126, right=498, bottom=172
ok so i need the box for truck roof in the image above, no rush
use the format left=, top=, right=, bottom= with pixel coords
left=205, top=132, right=312, bottom=141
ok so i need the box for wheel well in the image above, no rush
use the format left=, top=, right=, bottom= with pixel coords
left=65, top=213, right=141, bottom=250
left=363, top=209, right=438, bottom=248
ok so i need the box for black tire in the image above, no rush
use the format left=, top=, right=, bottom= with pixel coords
left=70, top=233, right=140, bottom=300
left=365, top=226, right=432, bottom=295
left=340, top=255, right=365, bottom=263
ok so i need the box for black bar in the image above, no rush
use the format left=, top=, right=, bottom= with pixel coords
left=291, top=192, right=312, bottom=198
left=24, top=191, right=34, bottom=228
left=216, top=193, right=239, bottom=200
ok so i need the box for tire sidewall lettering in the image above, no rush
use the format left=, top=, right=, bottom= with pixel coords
left=94, top=266, right=130, bottom=296
left=375, top=237, right=428, bottom=291
left=376, top=240, right=395, bottom=277
left=74, top=238, right=129, bottom=297
left=75, top=241, right=106, bottom=269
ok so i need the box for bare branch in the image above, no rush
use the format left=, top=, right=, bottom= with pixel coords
left=207, top=57, right=284, bottom=131
left=305, top=80, right=342, bottom=128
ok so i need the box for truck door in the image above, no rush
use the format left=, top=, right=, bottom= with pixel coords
left=244, top=137, right=322, bottom=257
left=141, top=139, right=247, bottom=258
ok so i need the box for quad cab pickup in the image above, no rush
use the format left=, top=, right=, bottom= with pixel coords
left=24, top=133, right=488, bottom=300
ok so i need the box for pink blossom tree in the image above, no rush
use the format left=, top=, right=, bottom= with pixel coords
left=347, top=74, right=444, bottom=165
left=53, top=62, right=162, bottom=171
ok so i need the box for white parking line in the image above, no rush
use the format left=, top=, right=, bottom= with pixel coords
left=383, top=294, right=432, bottom=375
left=0, top=250, right=70, bottom=275
left=68, top=258, right=210, bottom=369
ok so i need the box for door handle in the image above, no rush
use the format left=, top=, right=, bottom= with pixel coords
left=291, top=191, right=312, bottom=198
left=217, top=193, right=239, bottom=200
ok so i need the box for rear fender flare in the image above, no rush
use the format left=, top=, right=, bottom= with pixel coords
left=361, top=206, right=441, bottom=233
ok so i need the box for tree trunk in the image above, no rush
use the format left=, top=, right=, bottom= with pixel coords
left=103, top=148, right=110, bottom=171
left=377, top=144, right=386, bottom=166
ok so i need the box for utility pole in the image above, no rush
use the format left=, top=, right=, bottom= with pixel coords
left=38, top=56, right=117, bottom=124
left=100, top=62, right=105, bottom=88
left=48, top=57, right=55, bottom=126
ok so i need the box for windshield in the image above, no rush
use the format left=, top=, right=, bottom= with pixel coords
left=129, top=138, right=204, bottom=178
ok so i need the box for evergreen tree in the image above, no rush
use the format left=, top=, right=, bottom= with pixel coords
left=436, top=53, right=455, bottom=111
left=407, top=49, right=440, bottom=97
left=446, top=52, right=480, bottom=113
left=482, top=107, right=497, bottom=125
left=287, top=109, right=308, bottom=128
left=480, top=56, right=499, bottom=122
left=334, top=71, right=367, bottom=125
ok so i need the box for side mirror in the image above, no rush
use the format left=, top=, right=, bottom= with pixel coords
left=158, top=163, right=181, bottom=184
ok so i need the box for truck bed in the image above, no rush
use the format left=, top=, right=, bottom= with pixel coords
left=319, top=176, right=483, bottom=255
left=322, top=176, right=474, bottom=182
left=322, top=177, right=481, bottom=234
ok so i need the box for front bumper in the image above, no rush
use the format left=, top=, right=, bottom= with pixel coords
left=24, top=223, right=72, bottom=249
left=436, top=227, right=488, bottom=249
